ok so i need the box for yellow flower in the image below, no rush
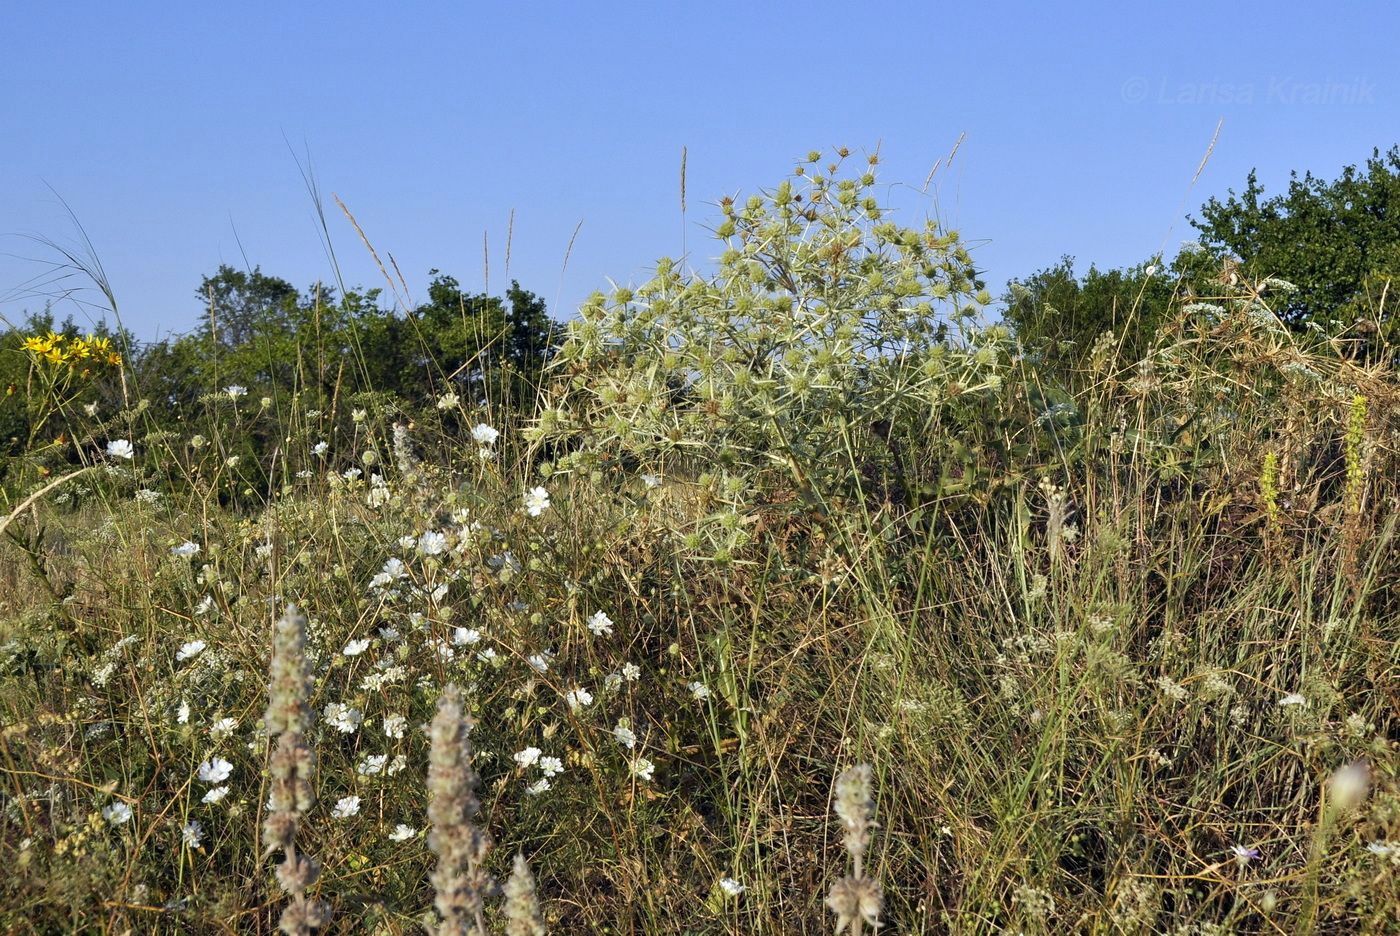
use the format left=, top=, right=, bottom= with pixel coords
left=43, top=347, right=66, bottom=366
left=67, top=337, right=92, bottom=361
left=22, top=335, right=54, bottom=354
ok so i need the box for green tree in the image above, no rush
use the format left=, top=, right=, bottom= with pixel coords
left=1002, top=257, right=1178, bottom=378
left=1192, top=146, right=1400, bottom=343
left=198, top=265, right=301, bottom=350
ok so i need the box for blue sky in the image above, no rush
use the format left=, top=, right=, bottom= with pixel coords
left=2, top=1, right=1395, bottom=339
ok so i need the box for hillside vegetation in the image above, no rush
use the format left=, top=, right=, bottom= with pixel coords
left=1, top=151, right=1397, bottom=934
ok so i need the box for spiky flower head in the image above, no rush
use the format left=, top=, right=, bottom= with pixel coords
left=833, top=764, right=877, bottom=859
left=502, top=852, right=547, bottom=936
left=826, top=875, right=883, bottom=933
left=427, top=683, right=496, bottom=935
left=266, top=605, right=314, bottom=736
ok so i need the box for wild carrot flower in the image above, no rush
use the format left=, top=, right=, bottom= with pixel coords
left=171, top=541, right=201, bottom=558
left=106, top=439, right=134, bottom=460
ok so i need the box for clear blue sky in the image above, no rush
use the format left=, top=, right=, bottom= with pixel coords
left=2, top=1, right=1395, bottom=339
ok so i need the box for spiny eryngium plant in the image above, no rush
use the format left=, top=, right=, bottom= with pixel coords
left=528, top=149, right=1008, bottom=509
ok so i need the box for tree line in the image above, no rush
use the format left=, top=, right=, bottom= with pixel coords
left=4, top=145, right=1398, bottom=459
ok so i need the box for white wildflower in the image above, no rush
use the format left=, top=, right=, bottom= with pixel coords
left=323, top=702, right=363, bottom=733
left=342, top=638, right=371, bottom=657
left=331, top=795, right=361, bottom=819
left=103, top=802, right=133, bottom=825
left=565, top=686, right=594, bottom=711
left=197, top=757, right=233, bottom=784
left=524, top=486, right=551, bottom=517
left=176, top=640, right=206, bottom=663
left=358, top=754, right=389, bottom=776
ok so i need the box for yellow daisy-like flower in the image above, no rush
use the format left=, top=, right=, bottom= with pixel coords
left=67, top=337, right=92, bottom=361
left=22, top=334, right=55, bottom=354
